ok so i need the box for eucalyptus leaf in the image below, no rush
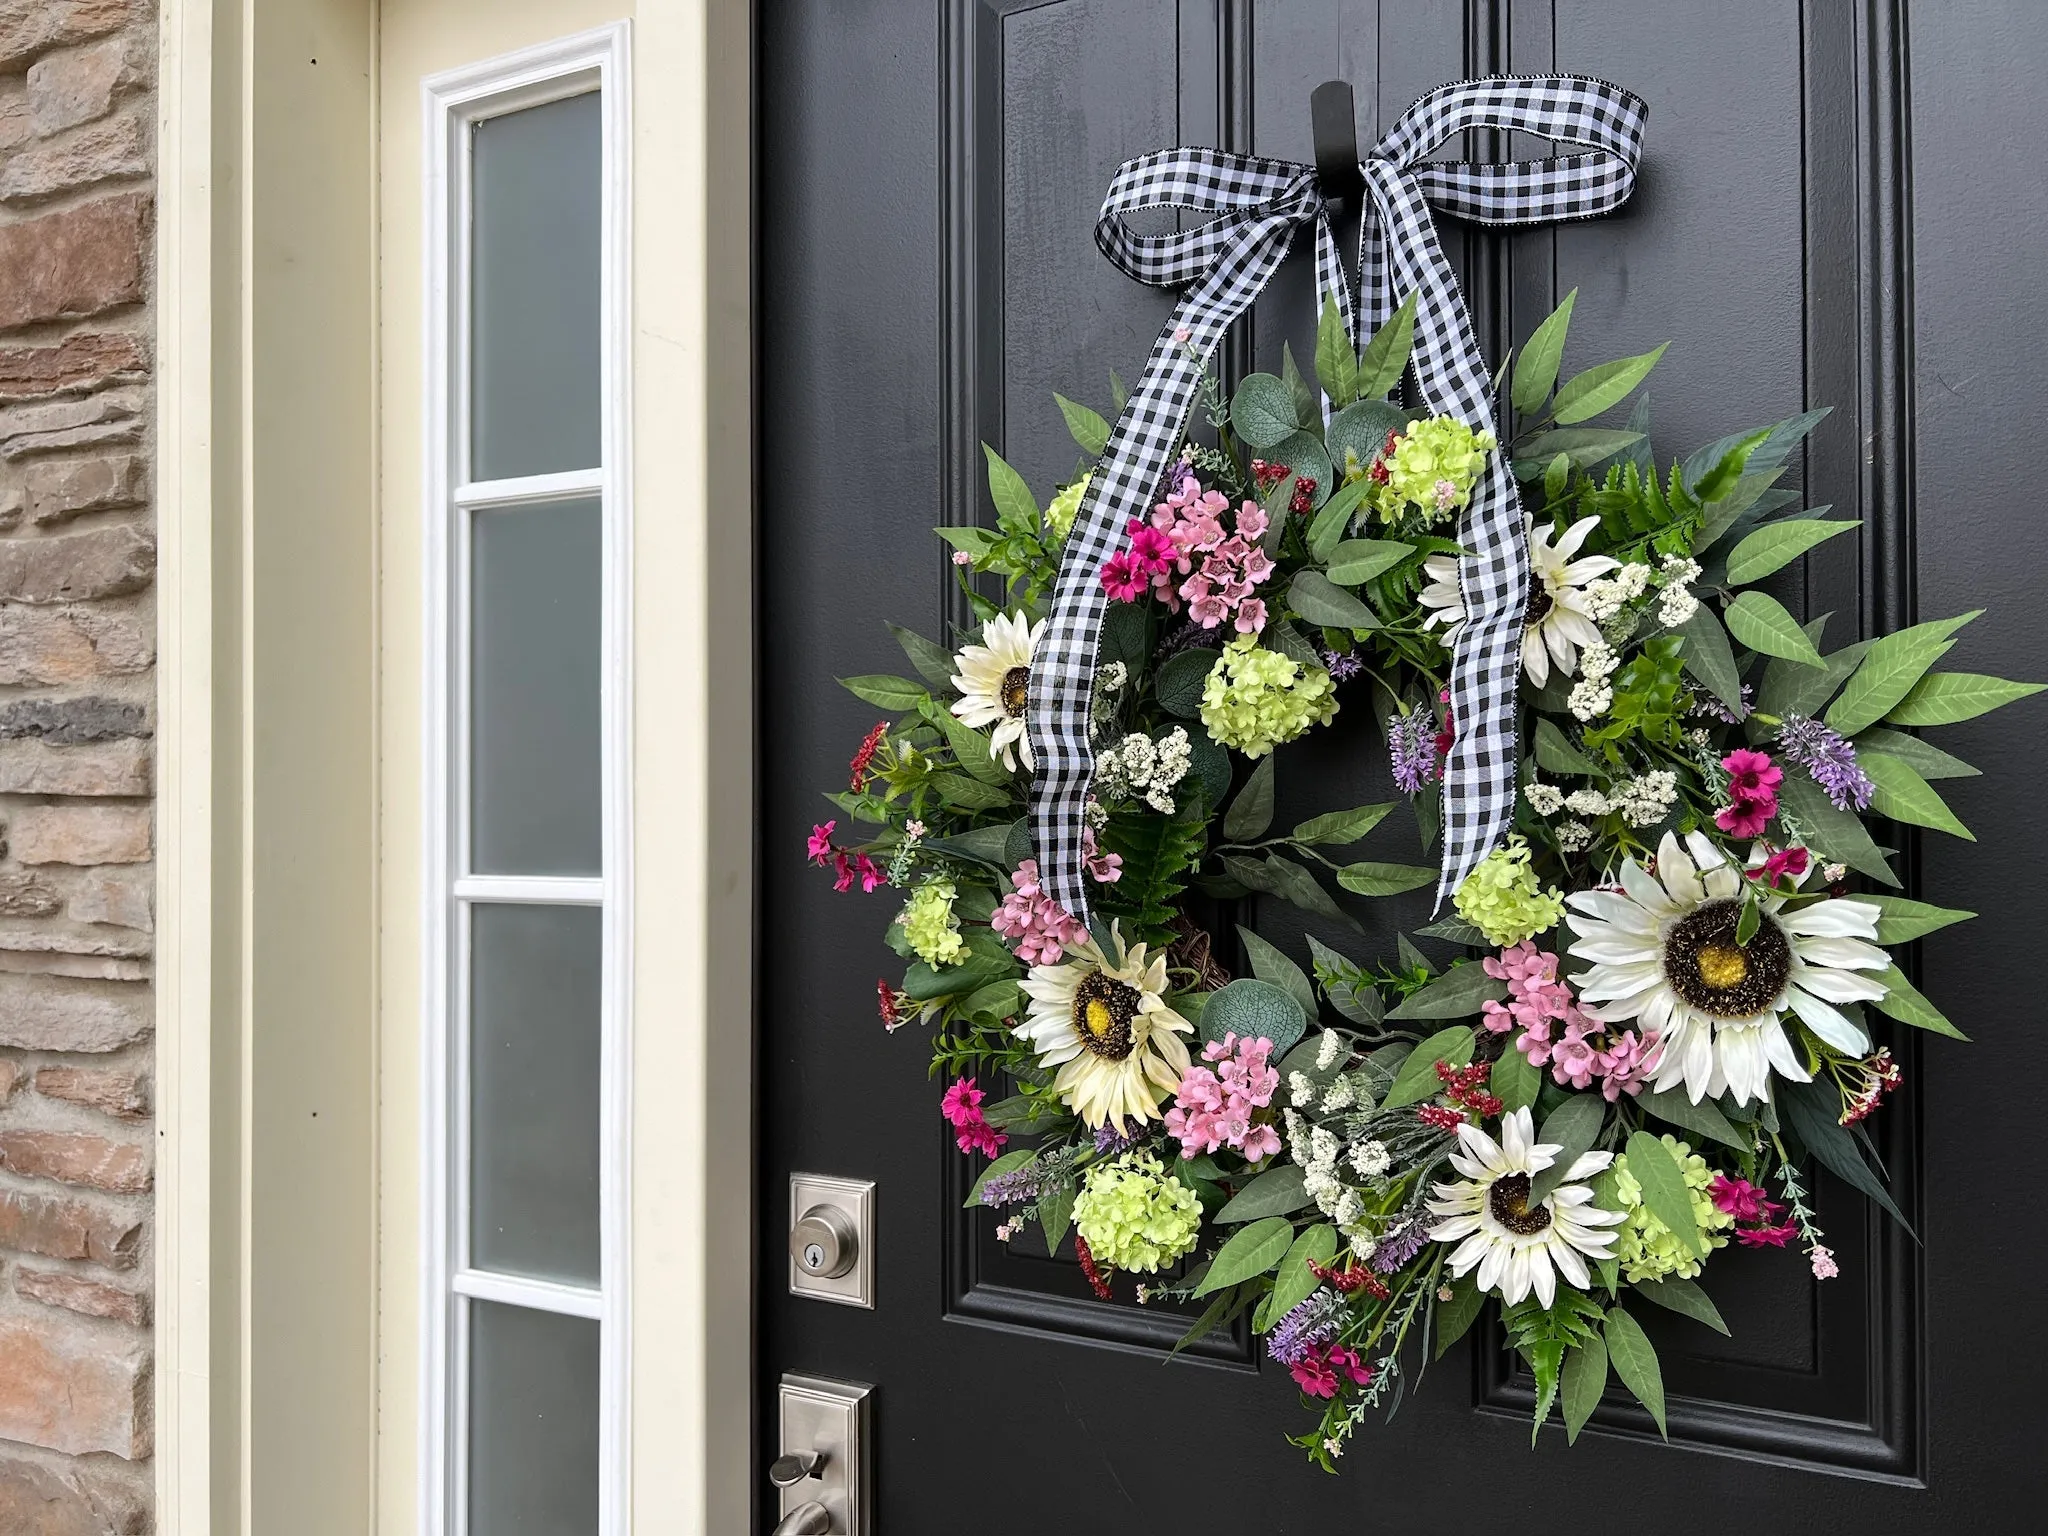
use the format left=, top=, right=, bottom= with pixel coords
left=1291, top=802, right=1394, bottom=847
left=1194, top=1216, right=1296, bottom=1294
left=839, top=673, right=928, bottom=711
left=1379, top=1026, right=1476, bottom=1110
left=1673, top=606, right=1744, bottom=712
left=1230, top=373, right=1299, bottom=450
left=889, top=623, right=958, bottom=691
left=1198, top=977, right=1309, bottom=1055
left=1265, top=431, right=1335, bottom=507
left=1533, top=717, right=1602, bottom=778
left=1869, top=963, right=1968, bottom=1040
left=1325, top=400, right=1409, bottom=479
left=1634, top=1086, right=1745, bottom=1150
left=1856, top=729, right=1979, bottom=781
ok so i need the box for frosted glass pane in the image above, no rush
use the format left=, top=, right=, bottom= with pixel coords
left=470, top=90, right=602, bottom=479
left=470, top=903, right=601, bottom=1283
left=470, top=498, right=601, bottom=875
left=468, top=1302, right=600, bottom=1535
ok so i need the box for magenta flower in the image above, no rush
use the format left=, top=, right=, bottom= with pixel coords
left=1748, top=844, right=1811, bottom=886
left=1723, top=748, right=1784, bottom=799
left=1708, top=1175, right=1781, bottom=1222
left=807, top=821, right=837, bottom=863
left=1165, top=1033, right=1281, bottom=1159
left=940, top=1077, right=1007, bottom=1158
left=1735, top=1222, right=1798, bottom=1249
left=1100, top=550, right=1150, bottom=602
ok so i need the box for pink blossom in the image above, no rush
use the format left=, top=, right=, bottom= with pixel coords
left=1810, top=1245, right=1840, bottom=1280
left=1166, top=1033, right=1280, bottom=1159
left=940, top=1077, right=1008, bottom=1158
left=991, top=858, right=1087, bottom=964
left=1291, top=1353, right=1339, bottom=1398
left=1716, top=748, right=1782, bottom=837
left=1736, top=1222, right=1799, bottom=1249
left=1126, top=520, right=1176, bottom=568
left=832, top=852, right=856, bottom=893
left=855, top=854, right=886, bottom=893
left=1748, top=845, right=1810, bottom=885
left=1597, top=1027, right=1658, bottom=1101
left=1716, top=795, right=1775, bottom=839
left=1234, top=501, right=1270, bottom=543
left=1081, top=829, right=1123, bottom=884
left=1487, top=941, right=1653, bottom=1097
left=807, top=821, right=837, bottom=863
left=1328, top=1346, right=1374, bottom=1387
left=951, top=549, right=975, bottom=566
left=1234, top=598, right=1269, bottom=634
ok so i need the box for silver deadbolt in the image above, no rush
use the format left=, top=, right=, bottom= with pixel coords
left=790, top=1205, right=858, bottom=1279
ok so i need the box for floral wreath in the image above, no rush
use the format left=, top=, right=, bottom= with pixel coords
left=809, top=200, right=2040, bottom=1471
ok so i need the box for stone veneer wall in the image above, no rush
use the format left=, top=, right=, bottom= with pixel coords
left=0, top=1, right=159, bottom=1532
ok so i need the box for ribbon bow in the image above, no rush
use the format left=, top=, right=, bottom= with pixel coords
left=1028, top=76, right=1647, bottom=922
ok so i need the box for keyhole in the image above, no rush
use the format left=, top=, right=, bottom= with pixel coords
left=804, top=1243, right=826, bottom=1270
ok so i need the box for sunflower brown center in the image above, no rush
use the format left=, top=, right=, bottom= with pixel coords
left=999, top=665, right=1030, bottom=718
left=1662, top=898, right=1791, bottom=1019
left=1488, top=1173, right=1552, bottom=1236
left=1072, top=971, right=1140, bottom=1062
left=1523, top=582, right=1555, bottom=629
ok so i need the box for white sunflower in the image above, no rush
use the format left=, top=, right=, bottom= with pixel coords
left=1017, top=924, right=1193, bottom=1129
left=948, top=609, right=1044, bottom=773
left=1413, top=516, right=1617, bottom=686
left=1427, top=1107, right=1624, bottom=1309
left=1564, top=830, right=1890, bottom=1107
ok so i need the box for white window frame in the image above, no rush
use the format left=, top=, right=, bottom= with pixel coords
left=420, top=23, right=633, bottom=1536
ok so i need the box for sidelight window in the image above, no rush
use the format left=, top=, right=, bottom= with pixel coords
left=422, top=26, right=630, bottom=1536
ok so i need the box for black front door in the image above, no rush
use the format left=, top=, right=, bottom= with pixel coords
left=758, top=3, right=2046, bottom=1529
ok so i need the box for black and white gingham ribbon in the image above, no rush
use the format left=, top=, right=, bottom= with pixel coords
left=1028, top=77, right=1646, bottom=921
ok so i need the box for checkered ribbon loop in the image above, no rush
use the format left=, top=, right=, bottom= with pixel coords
left=1027, top=78, right=1645, bottom=923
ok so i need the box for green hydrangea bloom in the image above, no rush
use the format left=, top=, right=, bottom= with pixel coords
left=1072, top=1151, right=1202, bottom=1273
left=1198, top=636, right=1339, bottom=758
left=1610, top=1134, right=1735, bottom=1283
left=900, top=878, right=967, bottom=967
left=1373, top=414, right=1496, bottom=526
left=1453, top=837, right=1564, bottom=946
left=1046, top=472, right=1091, bottom=541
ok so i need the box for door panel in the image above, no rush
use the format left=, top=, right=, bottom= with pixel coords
left=760, top=1, right=2043, bottom=1526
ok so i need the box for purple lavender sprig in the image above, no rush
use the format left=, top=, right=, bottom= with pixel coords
left=1266, top=1290, right=1345, bottom=1367
left=1320, top=648, right=1365, bottom=684
left=1776, top=713, right=1874, bottom=810
left=1388, top=706, right=1439, bottom=794
left=1369, top=1217, right=1433, bottom=1275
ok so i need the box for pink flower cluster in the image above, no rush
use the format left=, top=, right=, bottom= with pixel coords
left=1165, top=1032, right=1282, bottom=1160
left=1747, top=844, right=1809, bottom=887
left=1101, top=474, right=1275, bottom=634
left=1292, top=1344, right=1373, bottom=1399
left=1481, top=942, right=1657, bottom=1102
left=1715, top=748, right=1783, bottom=839
left=941, top=1077, right=1007, bottom=1158
left=1710, top=1175, right=1798, bottom=1249
left=807, top=820, right=884, bottom=893
left=991, top=858, right=1087, bottom=964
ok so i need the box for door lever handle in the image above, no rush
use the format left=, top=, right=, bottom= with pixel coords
left=770, top=1501, right=833, bottom=1536
left=768, top=1450, right=825, bottom=1488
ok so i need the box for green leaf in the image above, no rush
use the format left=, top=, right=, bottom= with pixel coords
left=1305, top=474, right=1376, bottom=561
left=1264, top=619, right=1324, bottom=673
left=1334, top=860, right=1436, bottom=897
left=1826, top=611, right=1981, bottom=736
left=1551, top=343, right=1668, bottom=424
left=838, top=674, right=927, bottom=711
left=1280, top=343, right=1319, bottom=429
left=1623, top=1131, right=1705, bottom=1255
left=1856, top=729, right=1979, bottom=781
left=1492, top=1042, right=1542, bottom=1116
left=1214, top=1165, right=1312, bottom=1224
left=1514, top=427, right=1644, bottom=467
left=1053, top=392, right=1110, bottom=457
left=1230, top=373, right=1300, bottom=450
left=1237, top=925, right=1317, bottom=1017
left=1039, top=1187, right=1075, bottom=1252
left=1631, top=1276, right=1730, bottom=1335
left=960, top=980, right=1021, bottom=1023
left=1776, top=1079, right=1914, bottom=1232
left=1434, top=1274, right=1484, bottom=1358
left=1323, top=538, right=1412, bottom=587
left=1511, top=288, right=1577, bottom=412
left=1884, top=671, right=2047, bottom=727
left=926, top=771, right=1010, bottom=810
left=1533, top=717, right=1602, bottom=778
left=1634, top=1086, right=1745, bottom=1150
left=1561, top=1336, right=1609, bottom=1444
left=1416, top=914, right=1488, bottom=945
left=925, top=703, right=1009, bottom=785
left=1725, top=591, right=1823, bottom=667
left=1288, top=569, right=1379, bottom=629
left=902, top=928, right=1018, bottom=1002
left=1526, top=1095, right=1607, bottom=1205
left=1266, top=1223, right=1339, bottom=1322
left=1862, top=753, right=1973, bottom=839
left=1379, top=1026, right=1476, bottom=1110
left=1222, top=755, right=1276, bottom=841
left=1290, top=803, right=1394, bottom=849
left=1154, top=647, right=1220, bottom=717
left=1686, top=408, right=1829, bottom=499
left=965, top=1149, right=1037, bottom=1207
left=1324, top=400, right=1409, bottom=482
left=1387, top=963, right=1510, bottom=1021
left=1315, top=292, right=1359, bottom=407
left=1842, top=894, right=1975, bottom=944
left=1671, top=606, right=1743, bottom=713
left=1603, top=1306, right=1668, bottom=1438
left=1307, top=936, right=1384, bottom=1027
left=1758, top=628, right=1869, bottom=724
left=1261, top=854, right=1363, bottom=933
left=1194, top=1216, right=1295, bottom=1294
left=919, top=821, right=1018, bottom=869
left=1198, top=977, right=1309, bottom=1056
left=934, top=523, right=1000, bottom=560
left=888, top=623, right=957, bottom=691
left=1528, top=1337, right=1565, bottom=1441
left=981, top=444, right=1039, bottom=532
left=1778, top=771, right=1900, bottom=886
left=1725, top=518, right=1859, bottom=584
left=1868, top=963, right=1968, bottom=1040
left=1355, top=289, right=1419, bottom=399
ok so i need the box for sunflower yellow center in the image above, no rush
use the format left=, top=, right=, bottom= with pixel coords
left=1488, top=1173, right=1552, bottom=1236
left=1662, top=898, right=1791, bottom=1019
left=1072, top=971, right=1139, bottom=1062
left=999, top=665, right=1029, bottom=718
